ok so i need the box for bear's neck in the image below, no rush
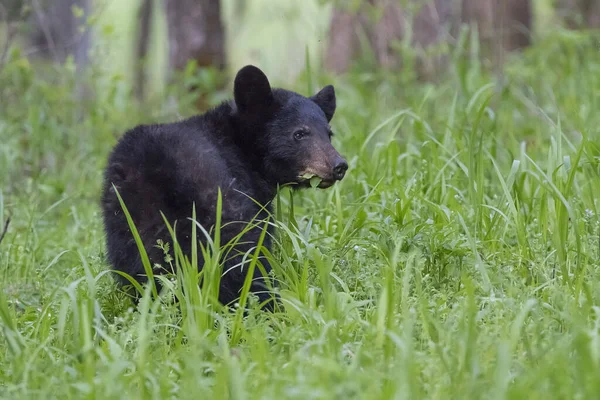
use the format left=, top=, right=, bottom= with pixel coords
left=200, top=102, right=279, bottom=206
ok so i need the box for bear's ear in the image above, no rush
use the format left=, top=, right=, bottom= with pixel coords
left=234, top=65, right=274, bottom=113
left=311, top=85, right=336, bottom=122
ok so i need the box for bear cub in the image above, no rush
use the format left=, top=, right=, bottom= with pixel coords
left=101, top=65, right=348, bottom=311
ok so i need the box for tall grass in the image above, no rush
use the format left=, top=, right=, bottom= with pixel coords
left=1, top=24, right=600, bottom=399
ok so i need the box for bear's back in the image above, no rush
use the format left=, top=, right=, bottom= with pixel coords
left=101, top=116, right=261, bottom=282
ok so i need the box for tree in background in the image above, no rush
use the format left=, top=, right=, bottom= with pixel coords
left=325, top=0, right=533, bottom=78
left=29, top=0, right=91, bottom=70
left=325, top=0, right=454, bottom=76
left=134, top=0, right=226, bottom=104
left=461, top=0, right=531, bottom=68
left=557, top=0, right=600, bottom=29
left=164, top=0, right=225, bottom=72
left=0, top=0, right=92, bottom=102
left=2, top=0, right=91, bottom=71
left=462, top=0, right=532, bottom=52
left=4, top=0, right=596, bottom=96
left=134, top=0, right=154, bottom=101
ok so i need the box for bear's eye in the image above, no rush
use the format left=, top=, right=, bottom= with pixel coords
left=294, top=129, right=308, bottom=140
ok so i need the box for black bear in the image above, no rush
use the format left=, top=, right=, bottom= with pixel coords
left=101, top=65, right=347, bottom=311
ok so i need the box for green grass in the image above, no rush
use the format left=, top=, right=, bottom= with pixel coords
left=2, top=20, right=600, bottom=399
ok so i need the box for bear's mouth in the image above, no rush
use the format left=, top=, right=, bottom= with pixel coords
left=315, top=179, right=334, bottom=188
left=297, top=171, right=335, bottom=189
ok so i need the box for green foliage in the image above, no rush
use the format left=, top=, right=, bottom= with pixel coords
left=2, top=26, right=600, bottom=399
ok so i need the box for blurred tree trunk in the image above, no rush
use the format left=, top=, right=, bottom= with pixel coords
left=462, top=0, right=532, bottom=65
left=134, top=0, right=154, bottom=101
left=463, top=0, right=532, bottom=51
left=557, top=0, right=600, bottom=29
left=28, top=0, right=91, bottom=103
left=590, top=1, right=600, bottom=28
left=0, top=2, right=20, bottom=67
left=30, top=0, right=91, bottom=70
left=325, top=0, right=532, bottom=76
left=164, top=0, right=225, bottom=72
left=2, top=0, right=26, bottom=21
left=325, top=6, right=362, bottom=74
left=325, top=0, right=456, bottom=77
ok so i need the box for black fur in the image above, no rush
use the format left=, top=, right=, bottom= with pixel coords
left=101, top=65, right=347, bottom=311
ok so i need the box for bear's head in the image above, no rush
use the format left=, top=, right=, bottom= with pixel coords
left=232, top=65, right=348, bottom=189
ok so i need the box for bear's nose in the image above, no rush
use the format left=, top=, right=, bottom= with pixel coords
left=333, top=158, right=348, bottom=181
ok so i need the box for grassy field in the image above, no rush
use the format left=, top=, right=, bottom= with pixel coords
left=2, top=9, right=600, bottom=399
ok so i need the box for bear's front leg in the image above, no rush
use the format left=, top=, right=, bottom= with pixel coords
left=217, top=222, right=280, bottom=312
